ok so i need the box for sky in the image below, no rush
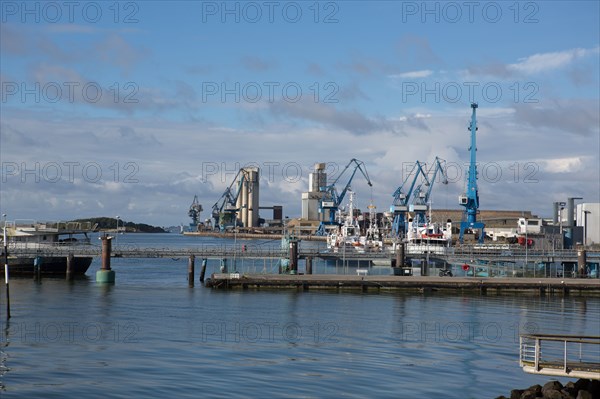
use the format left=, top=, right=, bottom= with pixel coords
left=1, top=0, right=599, bottom=227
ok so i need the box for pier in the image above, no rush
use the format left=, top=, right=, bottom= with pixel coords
left=205, top=275, right=600, bottom=295
left=4, top=242, right=600, bottom=290
left=6, top=242, right=599, bottom=264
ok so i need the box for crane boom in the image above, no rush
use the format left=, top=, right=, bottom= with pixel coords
left=316, top=158, right=373, bottom=235
left=211, top=169, right=245, bottom=231
left=412, top=157, right=448, bottom=226
left=390, top=161, right=427, bottom=236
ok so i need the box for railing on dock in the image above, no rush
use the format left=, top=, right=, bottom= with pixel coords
left=519, top=334, right=600, bottom=380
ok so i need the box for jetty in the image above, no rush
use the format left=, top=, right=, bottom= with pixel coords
left=205, top=274, right=600, bottom=295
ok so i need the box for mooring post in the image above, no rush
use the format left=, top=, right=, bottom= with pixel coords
left=577, top=248, right=587, bottom=277
left=306, top=257, right=313, bottom=275
left=96, top=234, right=115, bottom=283
left=397, top=243, right=404, bottom=267
left=66, top=253, right=74, bottom=280
left=199, top=258, right=207, bottom=283
left=188, top=255, right=195, bottom=287
left=289, top=238, right=298, bottom=275
left=34, top=256, right=42, bottom=281
left=393, top=243, right=405, bottom=276
left=3, top=218, right=10, bottom=319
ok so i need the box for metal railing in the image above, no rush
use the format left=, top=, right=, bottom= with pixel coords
left=520, top=334, right=600, bottom=380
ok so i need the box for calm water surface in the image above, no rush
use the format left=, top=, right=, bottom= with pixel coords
left=1, top=234, right=599, bottom=398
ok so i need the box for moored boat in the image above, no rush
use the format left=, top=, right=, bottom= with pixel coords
left=1, top=220, right=97, bottom=276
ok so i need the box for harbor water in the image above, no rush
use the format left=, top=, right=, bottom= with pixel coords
left=1, top=233, right=599, bottom=398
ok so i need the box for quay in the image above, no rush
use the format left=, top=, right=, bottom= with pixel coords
left=205, top=275, right=600, bottom=295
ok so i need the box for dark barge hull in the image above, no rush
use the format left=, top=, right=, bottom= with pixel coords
left=6, top=256, right=93, bottom=276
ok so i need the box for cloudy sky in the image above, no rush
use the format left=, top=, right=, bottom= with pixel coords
left=1, top=1, right=598, bottom=226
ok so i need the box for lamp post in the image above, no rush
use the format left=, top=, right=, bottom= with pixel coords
left=3, top=213, right=10, bottom=319
left=525, top=218, right=528, bottom=277
left=115, top=216, right=120, bottom=248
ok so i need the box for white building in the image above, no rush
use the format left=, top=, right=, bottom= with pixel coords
left=577, top=203, right=600, bottom=246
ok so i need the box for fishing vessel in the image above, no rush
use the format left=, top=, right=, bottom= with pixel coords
left=1, top=220, right=97, bottom=276
left=404, top=217, right=452, bottom=256
left=326, top=191, right=383, bottom=254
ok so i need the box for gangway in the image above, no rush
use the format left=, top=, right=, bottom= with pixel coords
left=520, top=334, right=600, bottom=380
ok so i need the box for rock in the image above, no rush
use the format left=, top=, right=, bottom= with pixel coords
left=494, top=396, right=509, bottom=399
left=543, top=381, right=564, bottom=393
left=511, top=389, right=524, bottom=399
left=528, top=384, right=543, bottom=396
left=587, top=380, right=600, bottom=396
left=574, top=379, right=589, bottom=392
left=575, top=391, right=592, bottom=399
left=560, top=389, right=576, bottom=399
left=544, top=389, right=569, bottom=399
left=563, top=382, right=577, bottom=396
left=520, top=390, right=538, bottom=399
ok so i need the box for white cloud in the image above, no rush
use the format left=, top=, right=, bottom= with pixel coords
left=538, top=157, right=584, bottom=173
left=508, top=47, right=600, bottom=74
left=389, top=70, right=434, bottom=79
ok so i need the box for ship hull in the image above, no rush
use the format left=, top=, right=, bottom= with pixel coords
left=6, top=256, right=93, bottom=276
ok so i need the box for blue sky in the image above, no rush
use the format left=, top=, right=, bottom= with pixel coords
left=1, top=1, right=599, bottom=226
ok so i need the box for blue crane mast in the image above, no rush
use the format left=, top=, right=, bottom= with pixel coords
left=459, top=103, right=485, bottom=243
left=411, top=157, right=448, bottom=227
left=316, top=158, right=372, bottom=236
left=390, top=161, right=427, bottom=237
left=211, top=169, right=246, bottom=232
left=188, top=195, right=203, bottom=229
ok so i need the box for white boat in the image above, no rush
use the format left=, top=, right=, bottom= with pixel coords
left=404, top=217, right=452, bottom=256
left=1, top=220, right=97, bottom=276
left=361, top=203, right=384, bottom=252
left=326, top=191, right=383, bottom=254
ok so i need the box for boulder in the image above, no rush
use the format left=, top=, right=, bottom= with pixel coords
left=574, top=379, right=589, bottom=392
left=563, top=381, right=577, bottom=396
left=575, top=391, right=592, bottom=399
left=587, top=380, right=600, bottom=396
left=543, top=381, right=564, bottom=393
left=511, top=389, right=525, bottom=399
left=528, top=384, right=543, bottom=396
left=542, top=389, right=564, bottom=399
left=520, top=390, right=538, bottom=399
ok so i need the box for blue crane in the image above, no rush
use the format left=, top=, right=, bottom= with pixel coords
left=316, top=158, right=372, bottom=236
left=188, top=195, right=203, bottom=230
left=211, top=169, right=246, bottom=232
left=459, top=103, right=485, bottom=243
left=412, top=157, right=448, bottom=227
left=390, top=161, right=427, bottom=237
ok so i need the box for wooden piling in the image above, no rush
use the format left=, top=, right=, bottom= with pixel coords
left=188, top=255, right=195, bottom=287
left=34, top=256, right=42, bottom=281
left=199, top=258, right=207, bottom=283
left=289, top=239, right=298, bottom=274
left=66, top=253, right=74, bottom=280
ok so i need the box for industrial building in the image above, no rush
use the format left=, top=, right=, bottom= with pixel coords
left=301, top=163, right=328, bottom=221
left=577, top=203, right=599, bottom=246
left=236, top=167, right=260, bottom=228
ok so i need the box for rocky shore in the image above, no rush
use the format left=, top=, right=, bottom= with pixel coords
left=495, top=379, right=599, bottom=399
